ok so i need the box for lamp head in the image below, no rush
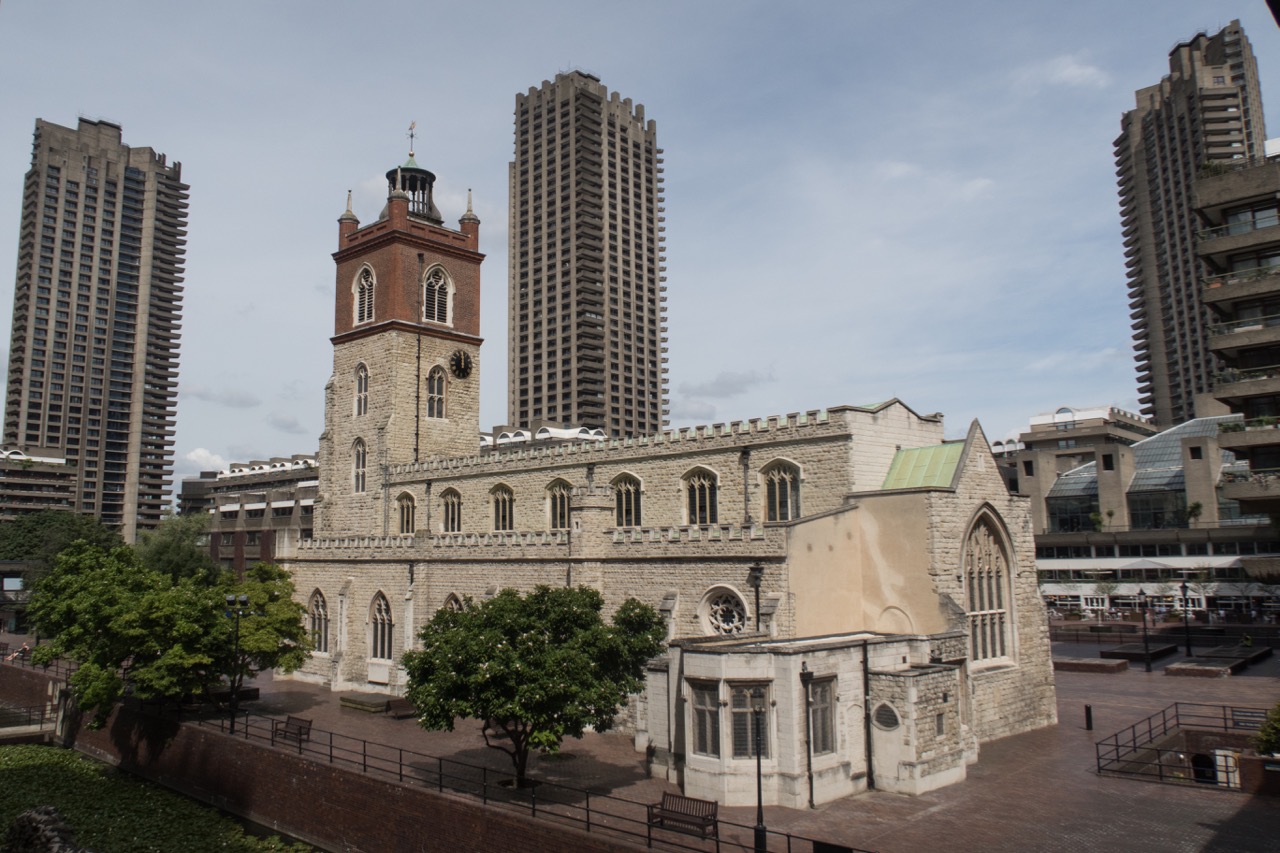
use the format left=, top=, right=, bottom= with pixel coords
left=750, top=685, right=766, bottom=713
left=747, top=564, right=764, bottom=590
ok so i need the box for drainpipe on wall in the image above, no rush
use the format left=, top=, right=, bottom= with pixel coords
left=800, top=661, right=815, bottom=808
left=740, top=447, right=752, bottom=526
left=414, top=253, right=424, bottom=462
left=863, top=642, right=875, bottom=790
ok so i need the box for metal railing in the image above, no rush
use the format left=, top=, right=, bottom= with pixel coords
left=0, top=703, right=55, bottom=729
left=1096, top=702, right=1266, bottom=786
left=135, top=704, right=876, bottom=853
left=1051, top=625, right=1278, bottom=648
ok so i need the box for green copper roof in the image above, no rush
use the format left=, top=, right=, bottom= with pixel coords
left=403, top=154, right=422, bottom=171
left=882, top=442, right=963, bottom=490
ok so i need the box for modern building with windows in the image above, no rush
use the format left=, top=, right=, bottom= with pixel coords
left=276, top=152, right=1056, bottom=808
left=2, top=118, right=188, bottom=541
left=1115, top=20, right=1265, bottom=426
left=507, top=71, right=669, bottom=437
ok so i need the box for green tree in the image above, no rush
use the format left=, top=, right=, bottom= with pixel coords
left=134, top=511, right=219, bottom=584
left=402, top=585, right=664, bottom=784
left=1254, top=700, right=1280, bottom=755
left=29, top=545, right=309, bottom=725
left=0, top=510, right=121, bottom=585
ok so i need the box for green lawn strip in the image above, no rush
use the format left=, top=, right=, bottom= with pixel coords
left=0, top=744, right=313, bottom=852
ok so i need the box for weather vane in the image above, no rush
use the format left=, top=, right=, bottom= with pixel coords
left=407, top=121, right=417, bottom=157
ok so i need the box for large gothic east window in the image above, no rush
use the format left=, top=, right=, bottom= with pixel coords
left=964, top=516, right=1011, bottom=665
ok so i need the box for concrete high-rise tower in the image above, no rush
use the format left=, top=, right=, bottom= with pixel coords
left=3, top=118, right=189, bottom=541
left=508, top=72, right=669, bottom=437
left=1115, top=20, right=1266, bottom=427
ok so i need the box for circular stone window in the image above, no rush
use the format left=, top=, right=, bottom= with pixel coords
left=873, top=703, right=900, bottom=730
left=700, top=588, right=747, bottom=635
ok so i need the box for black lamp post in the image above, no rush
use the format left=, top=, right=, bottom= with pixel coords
left=1180, top=581, right=1193, bottom=658
left=747, top=564, right=765, bottom=631
left=1138, top=588, right=1152, bottom=673
left=225, top=593, right=250, bottom=734
left=750, top=685, right=768, bottom=853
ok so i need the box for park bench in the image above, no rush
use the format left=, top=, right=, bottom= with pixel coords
left=647, top=792, right=718, bottom=840
left=273, top=715, right=312, bottom=745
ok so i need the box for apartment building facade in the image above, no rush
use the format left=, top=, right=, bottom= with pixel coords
left=2, top=118, right=188, bottom=541
left=508, top=72, right=669, bottom=437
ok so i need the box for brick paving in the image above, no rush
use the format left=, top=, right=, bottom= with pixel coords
left=218, top=640, right=1280, bottom=853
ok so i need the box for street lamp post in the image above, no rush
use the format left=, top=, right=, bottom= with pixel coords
left=1138, top=588, right=1151, bottom=673
left=1180, top=581, right=1193, bottom=658
left=750, top=685, right=768, bottom=853
left=225, top=593, right=250, bottom=734
left=747, top=564, right=764, bottom=631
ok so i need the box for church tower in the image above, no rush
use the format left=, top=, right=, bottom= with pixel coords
left=316, top=147, right=484, bottom=537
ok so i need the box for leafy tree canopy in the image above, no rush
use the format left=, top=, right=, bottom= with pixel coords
left=402, top=585, right=664, bottom=783
left=134, top=511, right=219, bottom=584
left=0, top=510, right=121, bottom=583
left=29, top=545, right=310, bottom=726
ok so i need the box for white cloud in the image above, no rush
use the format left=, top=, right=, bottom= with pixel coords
left=184, top=448, right=227, bottom=472
left=267, top=413, right=309, bottom=435
left=182, top=386, right=261, bottom=409
left=1015, top=53, right=1111, bottom=93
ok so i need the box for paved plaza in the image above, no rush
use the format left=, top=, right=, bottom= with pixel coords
left=215, top=637, right=1280, bottom=853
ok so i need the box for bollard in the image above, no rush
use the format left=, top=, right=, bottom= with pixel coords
left=1085, top=704, right=1093, bottom=731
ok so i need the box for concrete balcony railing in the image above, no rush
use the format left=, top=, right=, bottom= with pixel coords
left=1209, top=312, right=1280, bottom=336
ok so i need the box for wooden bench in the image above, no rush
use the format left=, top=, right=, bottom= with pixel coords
left=647, top=792, right=718, bottom=840
left=272, top=715, right=312, bottom=745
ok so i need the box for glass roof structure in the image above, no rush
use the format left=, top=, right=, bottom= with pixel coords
left=1046, top=415, right=1245, bottom=499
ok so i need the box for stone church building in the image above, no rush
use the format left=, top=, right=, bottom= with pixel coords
left=279, top=155, right=1057, bottom=807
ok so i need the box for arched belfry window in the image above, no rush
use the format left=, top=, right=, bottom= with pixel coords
left=353, top=438, right=367, bottom=493
left=684, top=468, right=718, bottom=525
left=964, top=514, right=1012, bottom=664
left=371, top=592, right=393, bottom=660
left=426, top=367, right=446, bottom=419
left=762, top=460, right=801, bottom=522
left=355, top=364, right=369, bottom=417
left=309, top=590, right=329, bottom=654
left=548, top=479, right=572, bottom=530
left=355, top=266, right=375, bottom=324
left=613, top=474, right=642, bottom=527
left=422, top=266, right=452, bottom=325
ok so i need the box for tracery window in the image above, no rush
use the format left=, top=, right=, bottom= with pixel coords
left=492, top=485, right=514, bottom=531
left=352, top=438, right=367, bottom=493
left=701, top=587, right=747, bottom=635
left=613, top=474, right=642, bottom=527
left=355, top=266, right=375, bottom=324
left=730, top=684, right=770, bottom=759
left=690, top=681, right=720, bottom=757
left=422, top=266, right=451, bottom=324
left=548, top=479, right=572, bottom=529
left=441, top=488, right=462, bottom=533
left=685, top=468, right=718, bottom=525
left=426, top=367, right=446, bottom=418
left=370, top=592, right=393, bottom=660
left=398, top=492, right=415, bottom=535
left=810, top=679, right=835, bottom=754
left=762, top=460, right=800, bottom=522
left=309, top=590, right=329, bottom=654
left=442, top=594, right=463, bottom=612
left=964, top=516, right=1011, bottom=664
left=355, top=363, right=369, bottom=416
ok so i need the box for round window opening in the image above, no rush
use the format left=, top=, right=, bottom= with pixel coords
left=702, top=588, right=747, bottom=635
left=873, top=703, right=900, bottom=730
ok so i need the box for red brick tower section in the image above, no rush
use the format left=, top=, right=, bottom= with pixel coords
left=318, top=156, right=485, bottom=536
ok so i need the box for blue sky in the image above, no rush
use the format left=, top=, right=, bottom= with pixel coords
left=1, top=1, right=1279, bottom=483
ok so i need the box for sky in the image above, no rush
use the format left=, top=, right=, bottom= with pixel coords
left=2, top=1, right=1280, bottom=486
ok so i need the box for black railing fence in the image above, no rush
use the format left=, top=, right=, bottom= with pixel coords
left=1095, top=702, right=1266, bottom=787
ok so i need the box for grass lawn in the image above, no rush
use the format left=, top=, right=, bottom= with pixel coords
left=0, top=744, right=314, bottom=852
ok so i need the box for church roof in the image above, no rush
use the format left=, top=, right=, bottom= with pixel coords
left=881, top=442, right=964, bottom=490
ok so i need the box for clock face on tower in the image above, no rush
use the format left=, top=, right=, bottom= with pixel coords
left=449, top=350, right=473, bottom=379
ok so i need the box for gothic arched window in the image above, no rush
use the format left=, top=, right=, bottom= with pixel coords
left=426, top=367, right=447, bottom=419
left=309, top=590, right=329, bottom=654
left=684, top=468, right=718, bottom=525
left=355, top=266, right=375, bottom=324
left=492, top=485, right=514, bottom=532
left=441, top=488, right=462, bottom=532
left=353, top=438, right=367, bottom=493
left=355, top=363, right=369, bottom=417
left=398, top=492, right=416, bottom=535
left=371, top=592, right=393, bottom=660
left=762, top=460, right=801, bottom=522
left=422, top=266, right=452, bottom=324
left=613, top=473, right=642, bottom=527
left=964, top=515, right=1012, bottom=665
left=547, top=479, right=572, bottom=530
